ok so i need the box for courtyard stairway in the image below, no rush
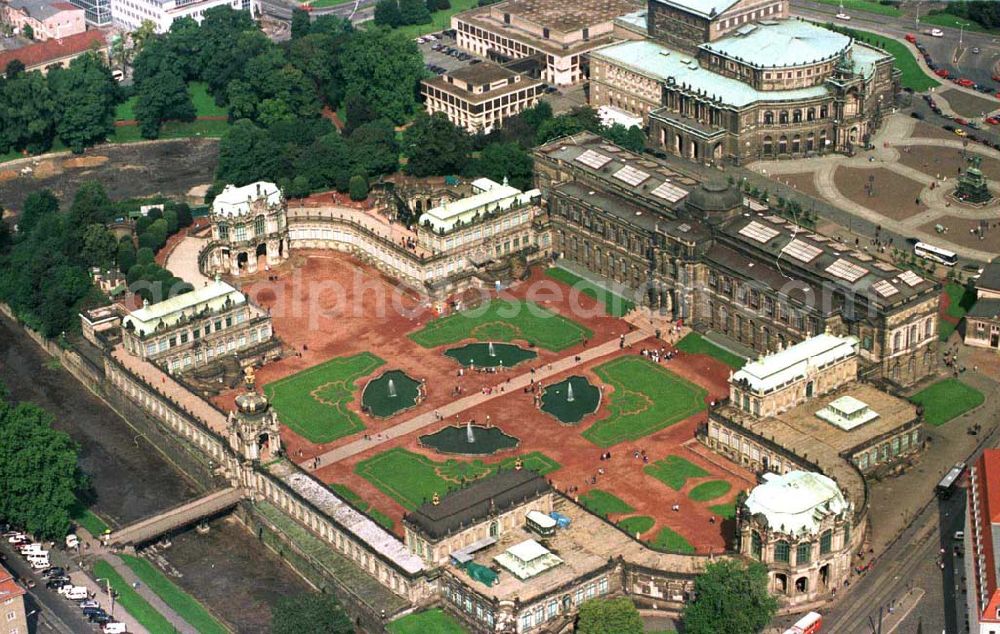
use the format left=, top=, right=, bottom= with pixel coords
left=308, top=329, right=651, bottom=469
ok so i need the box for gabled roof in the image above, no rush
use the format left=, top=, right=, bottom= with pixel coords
left=407, top=469, right=550, bottom=541
left=0, top=30, right=105, bottom=71
left=977, top=259, right=1000, bottom=294
left=732, top=333, right=858, bottom=394
left=122, top=279, right=245, bottom=336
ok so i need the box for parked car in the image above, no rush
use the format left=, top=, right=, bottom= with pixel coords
left=968, top=121, right=982, bottom=130
left=985, top=116, right=999, bottom=125
left=955, top=128, right=968, bottom=137
left=45, top=578, right=70, bottom=590
left=905, top=34, right=917, bottom=43
left=935, top=68, right=949, bottom=78
left=79, top=599, right=100, bottom=610
left=41, top=567, right=65, bottom=579
left=956, top=78, right=975, bottom=88
left=82, top=607, right=106, bottom=617
left=930, top=28, right=944, bottom=37
left=90, top=613, right=112, bottom=625
left=103, top=622, right=128, bottom=634
left=973, top=47, right=981, bottom=54
left=4, top=532, right=27, bottom=543
left=955, top=117, right=969, bottom=125
left=836, top=12, right=851, bottom=20
left=943, top=124, right=956, bottom=131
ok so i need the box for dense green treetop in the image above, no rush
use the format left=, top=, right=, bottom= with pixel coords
left=682, top=559, right=778, bottom=634
left=341, top=28, right=426, bottom=125
left=576, top=597, right=643, bottom=634
left=402, top=112, right=471, bottom=177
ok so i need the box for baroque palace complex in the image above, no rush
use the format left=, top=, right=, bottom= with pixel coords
left=78, top=123, right=939, bottom=631
left=59, top=2, right=928, bottom=632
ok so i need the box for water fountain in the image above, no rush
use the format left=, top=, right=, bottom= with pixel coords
left=420, top=423, right=519, bottom=455
left=467, top=420, right=475, bottom=444
left=566, top=383, right=575, bottom=403
left=387, top=378, right=397, bottom=398
left=362, top=370, right=421, bottom=417
left=540, top=376, right=601, bottom=425
left=488, top=341, right=496, bottom=357
left=444, top=342, right=537, bottom=368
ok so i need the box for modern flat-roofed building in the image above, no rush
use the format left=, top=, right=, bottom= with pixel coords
left=587, top=0, right=898, bottom=163
left=451, top=0, right=643, bottom=86
left=112, top=0, right=253, bottom=32
left=0, top=29, right=106, bottom=73
left=967, top=449, right=1000, bottom=634
left=2, top=0, right=85, bottom=40
left=421, top=62, right=543, bottom=133
left=120, top=276, right=276, bottom=373
left=65, top=0, right=108, bottom=26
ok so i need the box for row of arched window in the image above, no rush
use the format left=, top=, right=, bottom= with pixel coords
left=763, top=106, right=829, bottom=125
left=762, top=131, right=827, bottom=156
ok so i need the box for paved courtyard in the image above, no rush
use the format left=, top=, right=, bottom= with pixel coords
left=749, top=112, right=1000, bottom=263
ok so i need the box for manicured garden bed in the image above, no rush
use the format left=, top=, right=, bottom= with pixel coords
left=388, top=608, right=467, bottom=634
left=578, top=489, right=635, bottom=517
left=644, top=455, right=709, bottom=491
left=648, top=527, right=695, bottom=554
left=688, top=480, right=732, bottom=502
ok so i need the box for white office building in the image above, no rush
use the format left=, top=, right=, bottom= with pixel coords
left=112, top=0, right=254, bottom=33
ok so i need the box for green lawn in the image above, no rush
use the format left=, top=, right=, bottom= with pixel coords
left=264, top=352, right=385, bottom=443
left=836, top=26, right=940, bottom=92
left=110, top=119, right=231, bottom=143
left=617, top=515, right=654, bottom=536
left=648, top=527, right=695, bottom=554
left=329, top=483, right=394, bottom=530
left=309, top=0, right=355, bottom=7
left=408, top=299, right=592, bottom=352
left=70, top=502, right=110, bottom=536
left=116, top=82, right=226, bottom=122
left=578, top=489, right=635, bottom=517
left=92, top=560, right=176, bottom=634
left=119, top=555, right=228, bottom=634
left=815, top=0, right=900, bottom=16
left=391, top=0, right=478, bottom=39
left=921, top=12, right=999, bottom=34
left=941, top=282, right=978, bottom=341
left=675, top=332, right=747, bottom=369
left=644, top=455, right=710, bottom=491
left=545, top=267, right=635, bottom=318
left=910, top=378, right=985, bottom=426
left=355, top=447, right=560, bottom=510
left=583, top=357, right=707, bottom=447
left=709, top=503, right=736, bottom=519
left=388, top=608, right=467, bottom=634
left=688, top=480, right=732, bottom=502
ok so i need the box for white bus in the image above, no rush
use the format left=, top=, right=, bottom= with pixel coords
left=914, top=242, right=957, bottom=266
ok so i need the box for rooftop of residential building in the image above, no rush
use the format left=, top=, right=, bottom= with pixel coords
left=8, top=0, right=80, bottom=20
left=0, top=29, right=105, bottom=70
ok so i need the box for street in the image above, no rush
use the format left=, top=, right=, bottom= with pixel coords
left=0, top=541, right=98, bottom=634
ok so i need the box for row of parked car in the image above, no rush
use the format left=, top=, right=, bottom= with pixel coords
left=908, top=35, right=1000, bottom=97
left=5, top=531, right=127, bottom=633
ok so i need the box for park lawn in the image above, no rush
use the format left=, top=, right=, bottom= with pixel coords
left=688, top=480, right=732, bottom=502
left=329, top=483, right=394, bottom=530
left=617, top=515, right=654, bottom=536
left=815, top=0, right=900, bottom=16
left=648, top=527, right=695, bottom=554
left=921, top=12, right=998, bottom=34
left=110, top=119, right=231, bottom=143
left=119, top=554, right=228, bottom=634
left=843, top=27, right=940, bottom=92
left=583, top=356, right=707, bottom=447
left=709, top=503, right=736, bottom=519
left=264, top=352, right=385, bottom=443
left=408, top=299, right=592, bottom=352
left=545, top=267, right=635, bottom=317
left=910, top=378, right=985, bottom=426
left=70, top=502, right=110, bottom=536
left=116, top=82, right=226, bottom=122
left=355, top=447, right=560, bottom=510
left=309, top=0, right=355, bottom=7
left=675, top=332, right=746, bottom=369
left=644, top=455, right=709, bottom=491
left=92, top=560, right=176, bottom=634
left=579, top=489, right=634, bottom=517
left=388, top=608, right=467, bottom=634
left=392, top=0, right=478, bottom=39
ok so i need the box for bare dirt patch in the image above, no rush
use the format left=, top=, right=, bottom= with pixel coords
left=63, top=155, right=109, bottom=169
left=32, top=159, right=63, bottom=179
left=777, top=172, right=822, bottom=199
left=939, top=89, right=1000, bottom=119
left=832, top=166, right=929, bottom=221
left=898, top=145, right=1000, bottom=181
left=909, top=121, right=962, bottom=141
left=918, top=215, right=1000, bottom=253
left=0, top=170, right=16, bottom=182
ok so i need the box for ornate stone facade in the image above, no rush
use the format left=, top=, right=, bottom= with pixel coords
left=205, top=181, right=289, bottom=277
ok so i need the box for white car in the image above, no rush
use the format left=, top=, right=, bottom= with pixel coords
left=930, top=28, right=944, bottom=37
left=6, top=532, right=27, bottom=543
left=836, top=12, right=850, bottom=20
left=79, top=599, right=100, bottom=610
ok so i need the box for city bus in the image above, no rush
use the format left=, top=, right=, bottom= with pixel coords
left=937, top=462, right=967, bottom=497
left=783, top=611, right=822, bottom=634
left=914, top=242, right=958, bottom=267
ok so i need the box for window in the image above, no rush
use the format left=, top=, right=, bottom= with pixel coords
left=797, top=541, right=811, bottom=565
left=218, top=222, right=229, bottom=240
left=844, top=522, right=851, bottom=545
left=752, top=531, right=762, bottom=558
left=775, top=540, right=790, bottom=562
left=820, top=530, right=833, bottom=554
left=254, top=215, right=266, bottom=236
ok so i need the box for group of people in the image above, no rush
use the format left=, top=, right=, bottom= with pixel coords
left=639, top=346, right=676, bottom=365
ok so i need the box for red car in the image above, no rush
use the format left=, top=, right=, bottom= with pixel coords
left=905, top=34, right=917, bottom=43
left=986, top=117, right=1000, bottom=125
left=935, top=69, right=950, bottom=78
left=957, top=78, right=975, bottom=88
left=955, top=117, right=969, bottom=125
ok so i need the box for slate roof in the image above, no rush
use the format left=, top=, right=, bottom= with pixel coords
left=406, top=469, right=550, bottom=541
left=976, top=259, right=1000, bottom=294
left=967, top=298, right=1000, bottom=321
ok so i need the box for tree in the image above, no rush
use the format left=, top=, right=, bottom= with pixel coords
left=174, top=203, right=193, bottom=228
left=69, top=181, right=111, bottom=230
left=216, top=119, right=282, bottom=186
left=297, top=132, right=351, bottom=191
left=116, top=240, right=137, bottom=273
left=17, top=190, right=59, bottom=235
left=291, top=8, right=312, bottom=39
left=134, top=69, right=196, bottom=139
left=342, top=92, right=378, bottom=136
left=80, top=224, right=117, bottom=268
left=349, top=173, right=369, bottom=200
left=48, top=53, right=117, bottom=152
left=163, top=208, right=179, bottom=234
left=473, top=142, right=533, bottom=190
left=0, top=68, right=57, bottom=154
left=682, top=560, right=778, bottom=634
left=341, top=29, right=425, bottom=124
left=0, top=396, right=86, bottom=539
left=601, top=123, right=646, bottom=153
left=576, top=597, right=643, bottom=634
left=131, top=20, right=158, bottom=54
left=347, top=119, right=399, bottom=176
left=22, top=24, right=34, bottom=40
left=136, top=246, right=155, bottom=265
left=399, top=0, right=431, bottom=24
left=374, top=0, right=402, bottom=27
left=401, top=112, right=471, bottom=177
left=270, top=594, right=352, bottom=634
